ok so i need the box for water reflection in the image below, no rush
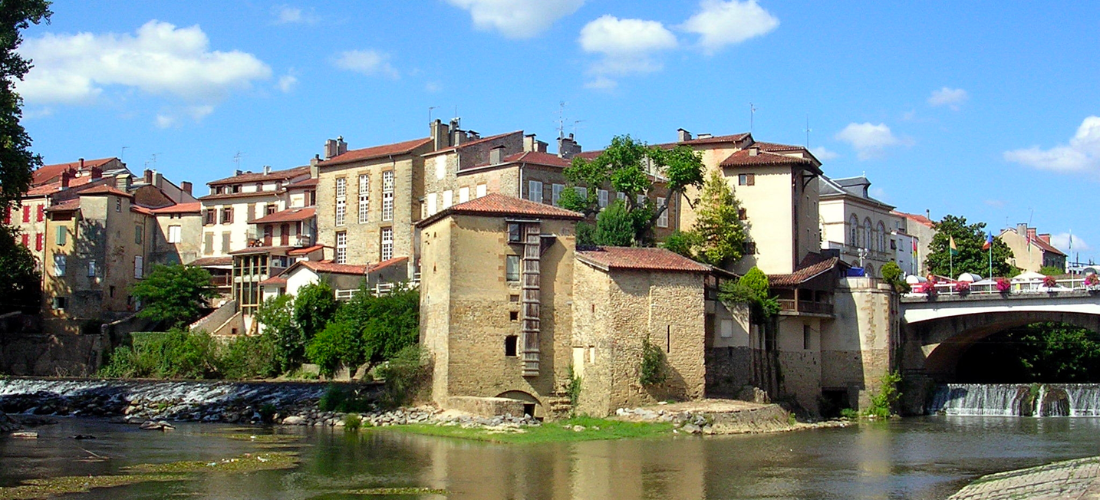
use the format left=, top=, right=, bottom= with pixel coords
left=3, top=417, right=1100, bottom=499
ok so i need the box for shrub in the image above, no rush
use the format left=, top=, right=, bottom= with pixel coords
left=566, top=365, right=582, bottom=416
left=255, top=294, right=305, bottom=373
left=376, top=345, right=428, bottom=408
left=344, top=413, right=362, bottom=431
left=639, top=335, right=667, bottom=386
left=153, top=329, right=220, bottom=379
left=294, top=281, right=339, bottom=340
left=862, top=371, right=902, bottom=418
left=219, top=333, right=279, bottom=380
left=306, top=321, right=363, bottom=377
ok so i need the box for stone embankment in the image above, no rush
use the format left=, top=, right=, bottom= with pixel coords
left=614, top=399, right=848, bottom=435
left=280, top=406, right=540, bottom=430
left=948, top=456, right=1100, bottom=500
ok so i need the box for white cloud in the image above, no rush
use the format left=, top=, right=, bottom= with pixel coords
left=277, top=74, right=298, bottom=93
left=928, top=87, right=969, bottom=110
left=584, top=75, right=618, bottom=90
left=1004, top=116, right=1100, bottom=173
left=17, top=20, right=272, bottom=107
left=155, top=114, right=175, bottom=129
left=447, top=0, right=584, bottom=39
left=1051, top=233, right=1089, bottom=252
left=424, top=81, right=443, bottom=93
left=578, top=15, right=677, bottom=87
left=679, top=0, right=778, bottom=54
left=984, top=199, right=1005, bottom=208
left=810, top=146, right=838, bottom=161
left=333, top=50, right=399, bottom=79
left=272, top=5, right=320, bottom=25
left=835, top=122, right=909, bottom=160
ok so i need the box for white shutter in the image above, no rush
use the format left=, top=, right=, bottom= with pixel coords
left=134, top=255, right=143, bottom=279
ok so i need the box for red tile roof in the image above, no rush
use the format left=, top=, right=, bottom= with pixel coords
left=1033, top=236, right=1065, bottom=256
left=288, top=244, right=325, bottom=256
left=130, top=205, right=154, bottom=216
left=463, top=150, right=571, bottom=172
left=299, top=260, right=368, bottom=275
left=425, top=131, right=521, bottom=156
left=323, top=137, right=432, bottom=166
left=192, top=256, right=233, bottom=267
left=369, top=256, right=408, bottom=273
left=720, top=149, right=813, bottom=167
left=80, top=185, right=134, bottom=198
left=151, top=202, right=201, bottom=214
left=570, top=133, right=753, bottom=161
left=288, top=177, right=318, bottom=189
left=32, top=157, right=118, bottom=186
left=45, top=199, right=80, bottom=212
left=768, top=254, right=841, bottom=287
left=892, top=210, right=935, bottom=229
left=417, top=193, right=584, bottom=228
left=577, top=247, right=710, bottom=273
left=260, top=276, right=288, bottom=286
left=197, top=191, right=286, bottom=202
left=753, top=141, right=805, bottom=152
left=251, top=207, right=316, bottom=224
left=207, top=166, right=310, bottom=186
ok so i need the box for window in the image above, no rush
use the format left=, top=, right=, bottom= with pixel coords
left=509, top=311, right=519, bottom=321
left=335, top=231, right=347, bottom=264
left=22, top=205, right=29, bottom=223
left=738, top=208, right=748, bottom=220
left=263, top=225, right=273, bottom=246
left=52, top=297, right=66, bottom=310
left=34, top=233, right=43, bottom=251
left=863, top=218, right=872, bottom=250
left=617, top=192, right=626, bottom=202
left=528, top=180, right=543, bottom=203
left=309, top=190, right=317, bottom=206
left=134, top=255, right=143, bottom=279
left=168, top=225, right=182, bottom=243
left=505, top=335, right=518, bottom=357
left=87, top=260, right=96, bottom=277
left=20, top=233, right=28, bottom=247
left=135, top=225, right=143, bottom=245
left=54, top=254, right=66, bottom=276
left=743, top=241, right=757, bottom=254
left=476, top=184, right=487, bottom=198
left=427, top=193, right=438, bottom=215
left=720, top=319, right=734, bottom=338
left=57, top=226, right=67, bottom=246
left=506, top=255, right=520, bottom=282
left=36, top=205, right=43, bottom=222
left=204, top=233, right=213, bottom=254
left=574, top=186, right=587, bottom=199
left=738, top=173, right=755, bottom=186
left=266, top=204, right=277, bottom=216
left=637, top=194, right=646, bottom=207
left=335, top=177, right=347, bottom=226
left=382, top=171, right=395, bottom=221
left=221, top=233, right=231, bottom=254
left=203, top=209, right=215, bottom=225
left=380, top=227, right=393, bottom=261
left=657, top=197, right=668, bottom=227
left=442, top=190, right=453, bottom=209
left=221, top=207, right=233, bottom=224
left=358, top=174, right=370, bottom=224
left=803, top=325, right=812, bottom=350
left=598, top=189, right=608, bottom=209
left=116, top=198, right=121, bottom=212
left=459, top=186, right=469, bottom=203
left=508, top=223, right=522, bottom=243
left=877, top=221, right=887, bottom=252
left=552, top=184, right=564, bottom=206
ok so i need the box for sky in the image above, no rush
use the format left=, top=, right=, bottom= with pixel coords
left=16, top=1, right=1100, bottom=264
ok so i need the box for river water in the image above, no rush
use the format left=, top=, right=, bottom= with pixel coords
left=3, top=416, right=1100, bottom=499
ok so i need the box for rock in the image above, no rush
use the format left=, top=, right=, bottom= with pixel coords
left=682, top=424, right=701, bottom=434
left=11, top=431, right=38, bottom=439
left=139, top=421, right=174, bottom=431
left=70, top=435, right=96, bottom=440
left=281, top=415, right=307, bottom=426
left=572, top=425, right=586, bottom=432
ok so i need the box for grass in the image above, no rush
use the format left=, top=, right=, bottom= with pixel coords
left=388, top=416, right=673, bottom=444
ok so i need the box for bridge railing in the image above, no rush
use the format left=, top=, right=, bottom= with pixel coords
left=906, top=277, right=1096, bottom=298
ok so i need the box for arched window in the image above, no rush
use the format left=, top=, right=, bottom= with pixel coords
left=863, top=218, right=873, bottom=250
left=877, top=221, right=887, bottom=252
left=849, top=214, right=859, bottom=246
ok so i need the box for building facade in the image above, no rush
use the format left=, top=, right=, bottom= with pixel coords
left=819, top=175, right=906, bottom=278
left=1001, top=223, right=1067, bottom=273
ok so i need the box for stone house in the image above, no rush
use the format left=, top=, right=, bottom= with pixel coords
left=417, top=193, right=717, bottom=418
left=1000, top=223, right=1067, bottom=273
left=149, top=202, right=202, bottom=266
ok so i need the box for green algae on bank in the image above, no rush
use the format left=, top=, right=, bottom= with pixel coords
left=387, top=416, right=673, bottom=444
left=309, top=487, right=448, bottom=496
left=126, top=451, right=299, bottom=474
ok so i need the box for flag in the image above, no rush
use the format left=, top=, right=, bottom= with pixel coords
left=912, top=239, right=918, bottom=257
left=949, top=236, right=958, bottom=256
left=982, top=232, right=993, bottom=251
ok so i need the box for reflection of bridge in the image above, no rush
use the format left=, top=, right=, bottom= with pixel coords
left=899, top=291, right=1100, bottom=382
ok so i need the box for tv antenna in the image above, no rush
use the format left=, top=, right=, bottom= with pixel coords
left=120, top=146, right=129, bottom=163
left=572, top=119, right=585, bottom=138
left=557, top=101, right=566, bottom=138
left=233, top=151, right=245, bottom=170
left=428, top=106, right=437, bottom=123
left=149, top=153, right=161, bottom=169
left=804, top=116, right=812, bottom=148
left=749, top=103, right=758, bottom=134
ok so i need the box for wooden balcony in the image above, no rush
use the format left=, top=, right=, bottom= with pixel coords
left=778, top=299, right=834, bottom=317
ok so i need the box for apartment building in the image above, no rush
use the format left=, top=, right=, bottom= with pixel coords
left=819, top=175, right=906, bottom=278
left=1001, top=223, right=1067, bottom=273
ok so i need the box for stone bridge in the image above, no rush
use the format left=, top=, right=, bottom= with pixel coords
left=899, top=291, right=1100, bottom=382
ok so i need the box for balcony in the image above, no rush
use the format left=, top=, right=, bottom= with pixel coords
left=778, top=299, right=834, bottom=317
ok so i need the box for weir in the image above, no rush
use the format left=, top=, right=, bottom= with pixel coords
left=928, top=383, right=1100, bottom=417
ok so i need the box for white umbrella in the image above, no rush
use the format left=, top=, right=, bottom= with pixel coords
left=1012, top=271, right=1046, bottom=282
left=906, top=275, right=927, bottom=284
left=958, top=272, right=982, bottom=282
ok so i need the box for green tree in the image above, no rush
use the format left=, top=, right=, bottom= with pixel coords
left=130, top=264, right=217, bottom=327
left=254, top=294, right=304, bottom=373
left=0, top=225, right=39, bottom=314
left=591, top=200, right=636, bottom=246
left=661, top=230, right=702, bottom=259
left=690, top=171, right=745, bottom=267
left=1039, top=265, right=1065, bottom=277
left=926, top=215, right=1014, bottom=278
left=0, top=1, right=51, bottom=209
left=341, top=284, right=420, bottom=364
left=719, top=266, right=780, bottom=323
left=306, top=320, right=363, bottom=377
left=293, top=281, right=338, bottom=339
left=559, top=135, right=705, bottom=246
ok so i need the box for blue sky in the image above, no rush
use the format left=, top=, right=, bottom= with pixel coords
left=17, top=1, right=1100, bottom=264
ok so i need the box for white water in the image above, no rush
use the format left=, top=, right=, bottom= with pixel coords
left=929, top=383, right=1100, bottom=416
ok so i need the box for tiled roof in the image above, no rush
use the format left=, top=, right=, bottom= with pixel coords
left=571, top=133, right=753, bottom=161
left=768, top=254, right=841, bottom=287
left=1033, top=236, right=1065, bottom=256
left=417, top=193, right=584, bottom=228
left=753, top=141, right=805, bottom=152
left=251, top=207, right=316, bottom=224
left=720, top=149, right=813, bottom=167
left=197, top=191, right=284, bottom=202
left=300, top=260, right=368, bottom=275
left=424, top=131, right=521, bottom=156
left=45, top=199, right=80, bottom=212
left=577, top=247, right=710, bottom=273
left=287, top=177, right=318, bottom=188
left=260, top=276, right=288, bottom=286
left=151, top=202, right=201, bottom=214
left=25, top=183, right=62, bottom=197
left=369, top=256, right=408, bottom=273
left=207, top=166, right=310, bottom=186
left=463, top=150, right=571, bottom=172
left=288, top=244, right=325, bottom=256
left=80, top=185, right=134, bottom=198
left=192, top=256, right=233, bottom=267
left=130, top=205, right=154, bottom=216
left=228, top=245, right=296, bottom=255
left=323, top=137, right=432, bottom=166
left=32, top=157, right=117, bottom=185
left=892, top=210, right=935, bottom=229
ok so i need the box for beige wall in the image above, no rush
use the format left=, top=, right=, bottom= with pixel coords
left=820, top=278, right=897, bottom=410
left=1001, top=229, right=1065, bottom=273
left=152, top=212, right=201, bottom=265
left=820, top=196, right=902, bottom=278
left=201, top=195, right=286, bottom=257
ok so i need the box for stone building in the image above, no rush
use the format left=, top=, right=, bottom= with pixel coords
left=1000, top=223, right=1067, bottom=273
left=418, top=193, right=717, bottom=418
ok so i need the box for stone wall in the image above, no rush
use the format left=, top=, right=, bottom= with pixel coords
left=704, top=346, right=754, bottom=397
left=820, top=277, right=897, bottom=410
left=0, top=332, right=107, bottom=376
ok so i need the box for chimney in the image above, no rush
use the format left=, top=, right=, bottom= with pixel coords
left=468, top=130, right=480, bottom=140
left=324, top=139, right=338, bottom=159
left=1027, top=227, right=1038, bottom=241
left=79, top=158, right=85, bottom=170
left=452, top=129, right=467, bottom=146
left=337, top=136, right=347, bottom=156
left=748, top=147, right=759, bottom=156
left=1017, top=223, right=1028, bottom=235
left=144, top=169, right=153, bottom=184
left=60, top=171, right=70, bottom=189
left=1040, top=234, right=1052, bottom=244
left=181, top=181, right=192, bottom=195
left=90, top=167, right=102, bottom=180
left=677, top=128, right=692, bottom=142
left=263, top=165, right=271, bottom=175
left=557, top=133, right=582, bottom=160
left=489, top=146, right=504, bottom=165
left=697, top=133, right=713, bottom=139
left=310, top=155, right=320, bottom=176
left=115, top=173, right=132, bottom=191
left=430, top=119, right=451, bottom=150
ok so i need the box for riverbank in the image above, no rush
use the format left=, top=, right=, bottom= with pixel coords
left=948, top=455, right=1100, bottom=500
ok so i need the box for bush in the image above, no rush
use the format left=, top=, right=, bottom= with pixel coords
left=294, top=281, right=339, bottom=340
left=255, top=294, right=305, bottom=373
left=318, top=384, right=374, bottom=413
left=862, top=371, right=902, bottom=418
left=639, top=335, right=667, bottom=386
left=219, top=333, right=279, bottom=380
left=100, top=328, right=220, bottom=379
left=306, top=321, right=363, bottom=377
left=344, top=413, right=363, bottom=431
left=376, top=345, right=428, bottom=408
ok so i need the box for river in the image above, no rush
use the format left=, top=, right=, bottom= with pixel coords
left=3, top=415, right=1100, bottom=499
